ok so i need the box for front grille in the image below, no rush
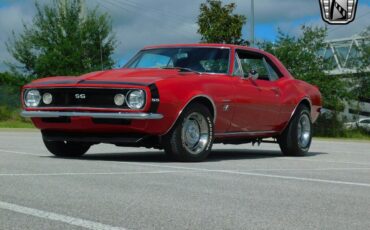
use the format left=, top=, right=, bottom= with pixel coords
left=92, top=118, right=132, bottom=125
left=41, top=117, right=71, bottom=123
left=36, top=88, right=133, bottom=109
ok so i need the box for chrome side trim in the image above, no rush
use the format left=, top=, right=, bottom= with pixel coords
left=162, top=95, right=217, bottom=135
left=21, top=111, right=163, bottom=120
left=215, top=130, right=277, bottom=137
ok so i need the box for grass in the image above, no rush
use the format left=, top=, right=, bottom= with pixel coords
left=343, top=130, right=370, bottom=140
left=0, top=106, right=35, bottom=129
left=315, top=130, right=370, bottom=142
left=0, top=120, right=35, bottom=129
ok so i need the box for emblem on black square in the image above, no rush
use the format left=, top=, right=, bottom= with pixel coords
left=319, top=0, right=358, bottom=24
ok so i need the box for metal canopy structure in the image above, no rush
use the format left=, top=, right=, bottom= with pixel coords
left=320, top=35, right=370, bottom=119
left=321, top=35, right=370, bottom=75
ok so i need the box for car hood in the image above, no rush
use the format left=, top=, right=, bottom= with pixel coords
left=29, top=68, right=188, bottom=86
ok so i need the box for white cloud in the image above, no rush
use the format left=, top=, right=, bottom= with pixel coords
left=0, top=2, right=35, bottom=71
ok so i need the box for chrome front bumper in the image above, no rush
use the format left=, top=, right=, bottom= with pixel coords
left=21, top=111, right=163, bottom=120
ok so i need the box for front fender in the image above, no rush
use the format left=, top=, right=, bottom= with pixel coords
left=147, top=79, right=216, bottom=135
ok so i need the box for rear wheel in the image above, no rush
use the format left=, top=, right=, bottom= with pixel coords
left=43, top=138, right=90, bottom=157
left=163, top=103, right=214, bottom=162
left=278, top=105, right=312, bottom=156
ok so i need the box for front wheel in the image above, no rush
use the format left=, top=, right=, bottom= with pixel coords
left=278, top=105, right=312, bottom=156
left=163, top=103, right=214, bottom=162
left=43, top=139, right=90, bottom=157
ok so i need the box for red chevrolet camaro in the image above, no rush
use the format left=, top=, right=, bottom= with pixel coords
left=21, top=44, right=322, bottom=162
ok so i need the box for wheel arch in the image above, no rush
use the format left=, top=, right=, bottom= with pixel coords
left=280, top=97, right=312, bottom=134
left=162, top=95, right=216, bottom=135
left=298, top=98, right=312, bottom=112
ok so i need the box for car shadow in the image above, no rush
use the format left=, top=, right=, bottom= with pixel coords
left=47, top=149, right=327, bottom=163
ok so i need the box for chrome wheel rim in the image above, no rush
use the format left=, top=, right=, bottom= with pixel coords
left=181, top=112, right=209, bottom=155
left=297, top=114, right=311, bottom=148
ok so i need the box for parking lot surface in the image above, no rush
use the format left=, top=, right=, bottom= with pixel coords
left=0, top=130, right=369, bottom=230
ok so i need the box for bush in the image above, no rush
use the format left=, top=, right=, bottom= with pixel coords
left=313, top=111, right=346, bottom=137
left=343, top=129, right=370, bottom=139
left=0, top=85, right=21, bottom=108
left=313, top=110, right=370, bottom=138
left=0, top=106, right=12, bottom=121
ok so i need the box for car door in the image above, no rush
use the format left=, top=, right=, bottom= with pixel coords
left=228, top=50, right=283, bottom=132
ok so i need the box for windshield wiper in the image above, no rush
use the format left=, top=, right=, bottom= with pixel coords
left=161, top=67, right=200, bottom=74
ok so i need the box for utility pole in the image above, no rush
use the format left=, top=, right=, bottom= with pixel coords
left=80, top=0, right=86, bottom=19
left=250, top=0, right=255, bottom=47
left=100, top=33, right=104, bottom=71
left=60, top=0, right=66, bottom=16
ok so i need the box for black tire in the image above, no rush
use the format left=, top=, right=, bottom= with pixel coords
left=278, top=105, right=312, bottom=156
left=163, top=103, right=214, bottom=162
left=43, top=139, right=90, bottom=157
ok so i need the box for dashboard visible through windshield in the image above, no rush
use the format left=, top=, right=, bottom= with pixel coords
left=124, top=47, right=230, bottom=74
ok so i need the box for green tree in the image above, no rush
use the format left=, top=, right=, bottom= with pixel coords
left=0, top=71, right=32, bottom=86
left=260, top=26, right=350, bottom=110
left=355, top=26, right=370, bottom=101
left=6, top=0, right=116, bottom=78
left=197, top=0, right=247, bottom=45
left=0, top=71, right=32, bottom=112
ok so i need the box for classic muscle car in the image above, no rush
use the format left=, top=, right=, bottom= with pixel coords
left=21, top=44, right=322, bottom=162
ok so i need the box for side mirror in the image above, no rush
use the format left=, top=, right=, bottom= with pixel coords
left=248, top=70, right=259, bottom=81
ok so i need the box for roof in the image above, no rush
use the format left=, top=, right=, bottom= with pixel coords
left=143, top=43, right=262, bottom=52
left=142, top=43, right=293, bottom=79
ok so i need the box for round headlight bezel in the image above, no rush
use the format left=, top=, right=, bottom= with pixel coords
left=24, top=89, right=41, bottom=107
left=126, top=90, right=146, bottom=110
left=42, top=93, right=53, bottom=105
left=114, top=93, right=126, bottom=106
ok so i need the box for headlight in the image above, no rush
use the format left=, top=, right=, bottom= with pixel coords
left=42, top=93, right=53, bottom=105
left=114, top=94, right=125, bottom=106
left=25, top=90, right=41, bottom=107
left=127, top=90, right=145, bottom=109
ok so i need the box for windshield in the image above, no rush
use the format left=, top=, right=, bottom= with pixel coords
left=124, top=47, right=230, bottom=74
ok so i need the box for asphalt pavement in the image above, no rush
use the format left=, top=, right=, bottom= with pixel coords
left=0, top=130, right=369, bottom=230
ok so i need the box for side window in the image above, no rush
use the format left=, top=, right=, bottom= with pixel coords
left=236, top=50, right=280, bottom=81
left=240, top=58, right=269, bottom=80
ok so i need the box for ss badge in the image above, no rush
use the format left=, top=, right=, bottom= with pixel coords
left=75, top=94, right=86, bottom=99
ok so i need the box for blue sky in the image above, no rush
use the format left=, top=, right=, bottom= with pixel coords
left=0, top=0, right=369, bottom=70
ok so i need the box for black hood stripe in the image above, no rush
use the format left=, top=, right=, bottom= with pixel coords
left=31, top=80, right=150, bottom=86
left=30, top=80, right=78, bottom=85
